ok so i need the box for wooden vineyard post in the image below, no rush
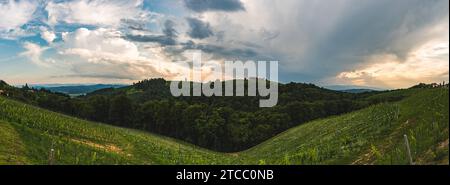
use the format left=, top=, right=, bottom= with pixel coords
left=403, top=134, right=413, bottom=165
left=48, top=142, right=55, bottom=165
left=48, top=148, right=55, bottom=165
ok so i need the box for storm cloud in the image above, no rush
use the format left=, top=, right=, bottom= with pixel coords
left=183, top=0, right=245, bottom=13
left=197, top=0, right=449, bottom=87
left=186, top=18, right=213, bottom=39
left=125, top=20, right=178, bottom=45
left=181, top=40, right=271, bottom=61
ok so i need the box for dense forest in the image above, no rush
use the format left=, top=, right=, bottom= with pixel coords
left=0, top=79, right=411, bottom=152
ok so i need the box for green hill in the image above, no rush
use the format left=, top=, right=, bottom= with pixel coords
left=241, top=88, right=448, bottom=165
left=0, top=88, right=448, bottom=165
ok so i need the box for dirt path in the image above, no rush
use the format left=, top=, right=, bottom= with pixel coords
left=70, top=138, right=124, bottom=154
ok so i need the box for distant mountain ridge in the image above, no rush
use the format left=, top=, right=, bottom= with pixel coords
left=324, top=85, right=385, bottom=93
left=340, top=89, right=377, bottom=93
left=31, top=84, right=127, bottom=95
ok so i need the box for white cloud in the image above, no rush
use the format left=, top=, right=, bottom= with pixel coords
left=56, top=27, right=216, bottom=82
left=20, top=42, right=51, bottom=67
left=61, top=28, right=140, bottom=60
left=0, top=0, right=37, bottom=39
left=58, top=28, right=182, bottom=81
left=45, top=0, right=146, bottom=27
left=41, top=29, right=56, bottom=43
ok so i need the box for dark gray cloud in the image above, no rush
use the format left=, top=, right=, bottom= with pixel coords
left=122, top=19, right=146, bottom=31
left=301, top=0, right=448, bottom=76
left=160, top=40, right=265, bottom=63
left=186, top=18, right=213, bottom=39
left=125, top=34, right=177, bottom=45
left=124, top=20, right=178, bottom=45
left=181, top=40, right=273, bottom=61
left=183, top=0, right=245, bottom=13
left=162, top=20, right=177, bottom=38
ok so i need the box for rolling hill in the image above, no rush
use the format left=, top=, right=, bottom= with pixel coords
left=2, top=78, right=394, bottom=152
left=0, top=88, right=448, bottom=165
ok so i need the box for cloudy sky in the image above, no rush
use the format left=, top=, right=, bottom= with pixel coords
left=0, top=0, right=448, bottom=89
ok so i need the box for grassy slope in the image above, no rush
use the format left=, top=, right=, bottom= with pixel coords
left=0, top=88, right=448, bottom=165
left=242, top=88, right=449, bottom=165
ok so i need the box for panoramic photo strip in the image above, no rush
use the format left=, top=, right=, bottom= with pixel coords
left=0, top=0, right=448, bottom=184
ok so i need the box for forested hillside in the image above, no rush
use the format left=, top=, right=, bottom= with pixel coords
left=0, top=79, right=427, bottom=151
